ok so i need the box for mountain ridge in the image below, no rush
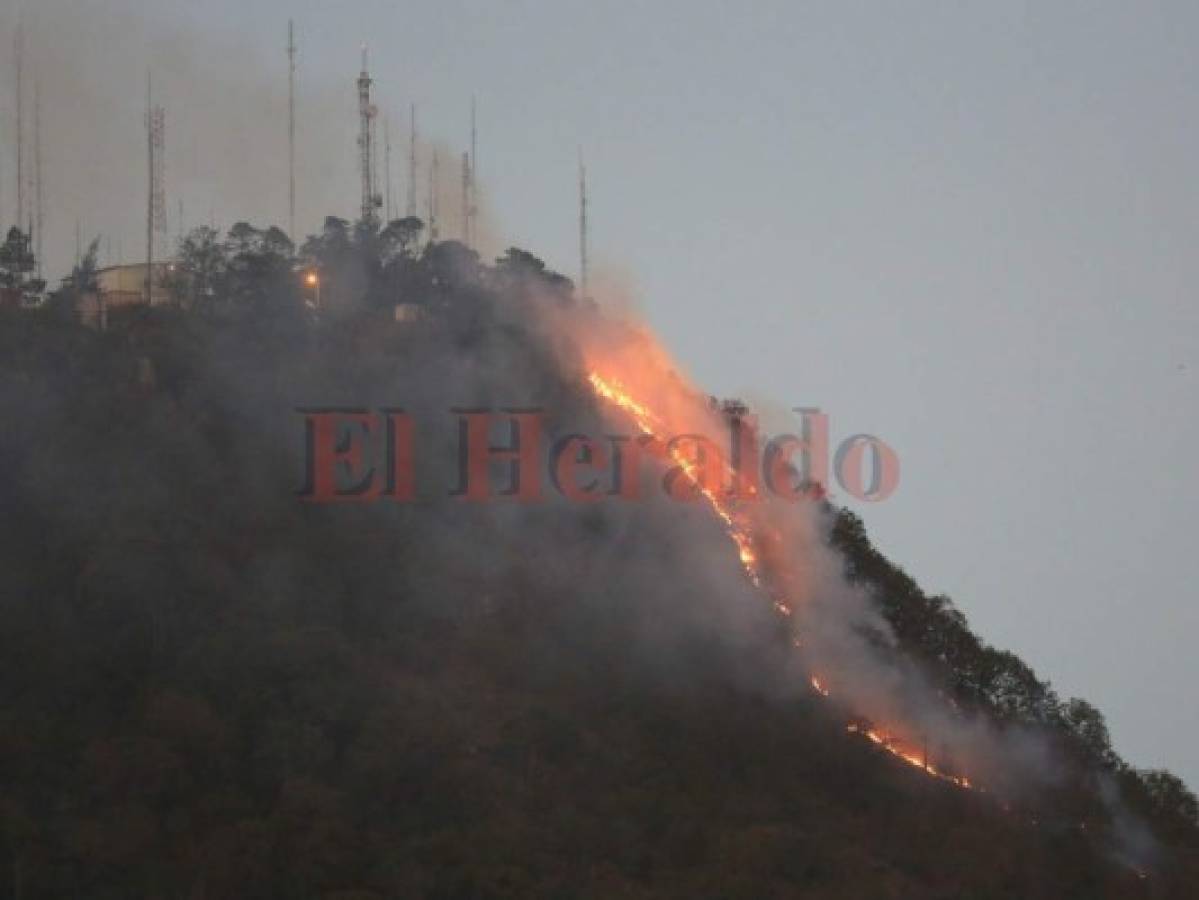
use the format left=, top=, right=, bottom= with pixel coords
left=0, top=222, right=1194, bottom=897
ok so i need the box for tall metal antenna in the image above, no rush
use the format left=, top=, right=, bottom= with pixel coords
left=357, top=45, right=379, bottom=225
left=287, top=20, right=296, bottom=242
left=154, top=113, right=166, bottom=244
left=372, top=105, right=380, bottom=222
left=384, top=116, right=393, bottom=221
left=578, top=148, right=589, bottom=301
left=460, top=151, right=471, bottom=247
left=406, top=103, right=417, bottom=217
left=15, top=19, right=24, bottom=231
left=145, top=74, right=166, bottom=304
left=34, top=74, right=43, bottom=277
left=146, top=74, right=153, bottom=304
left=469, top=96, right=477, bottom=246
left=26, top=140, right=33, bottom=245
left=428, top=148, right=439, bottom=242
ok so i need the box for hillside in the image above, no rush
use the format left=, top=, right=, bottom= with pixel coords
left=0, top=221, right=1196, bottom=898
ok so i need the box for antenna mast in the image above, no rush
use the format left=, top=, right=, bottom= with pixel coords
left=468, top=96, right=477, bottom=247
left=385, top=116, right=393, bottom=221
left=357, top=45, right=379, bottom=225
left=34, top=75, right=43, bottom=277
left=145, top=75, right=166, bottom=304
left=287, top=20, right=296, bottom=242
left=15, top=20, right=24, bottom=231
left=406, top=103, right=417, bottom=217
left=461, top=152, right=471, bottom=247
left=428, top=149, right=439, bottom=242
left=579, top=149, right=588, bottom=301
left=146, top=75, right=153, bottom=303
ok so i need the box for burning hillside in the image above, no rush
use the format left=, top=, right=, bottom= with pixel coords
left=0, top=221, right=1195, bottom=897
left=568, top=316, right=997, bottom=793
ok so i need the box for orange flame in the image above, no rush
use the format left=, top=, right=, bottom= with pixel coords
left=587, top=372, right=766, bottom=591
left=587, top=367, right=975, bottom=791
left=845, top=723, right=973, bottom=789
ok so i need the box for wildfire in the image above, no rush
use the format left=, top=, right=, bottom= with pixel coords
left=585, top=347, right=1157, bottom=874
left=586, top=368, right=974, bottom=790
left=845, top=723, right=973, bottom=790
left=586, top=373, right=662, bottom=431
left=587, top=372, right=766, bottom=591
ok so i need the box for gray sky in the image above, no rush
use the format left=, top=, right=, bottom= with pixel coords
left=4, top=0, right=1196, bottom=786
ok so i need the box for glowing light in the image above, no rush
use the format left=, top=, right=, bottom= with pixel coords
left=587, top=368, right=976, bottom=794
left=845, top=724, right=974, bottom=789
left=588, top=372, right=762, bottom=588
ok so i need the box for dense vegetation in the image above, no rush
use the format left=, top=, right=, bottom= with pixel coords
left=0, top=218, right=1195, bottom=897
left=831, top=513, right=1199, bottom=845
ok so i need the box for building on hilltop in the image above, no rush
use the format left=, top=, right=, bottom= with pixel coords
left=76, top=262, right=174, bottom=329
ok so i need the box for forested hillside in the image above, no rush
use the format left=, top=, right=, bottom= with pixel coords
left=0, top=218, right=1194, bottom=897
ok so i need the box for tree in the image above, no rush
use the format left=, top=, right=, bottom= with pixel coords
left=260, top=226, right=295, bottom=259
left=171, top=226, right=228, bottom=311
left=300, top=217, right=352, bottom=264
left=222, top=222, right=302, bottom=322
left=0, top=227, right=44, bottom=305
left=42, top=237, right=100, bottom=322
left=1060, top=698, right=1117, bottom=768
left=73, top=238, right=101, bottom=294
left=380, top=216, right=424, bottom=261
left=1137, top=770, right=1199, bottom=834
left=492, top=247, right=574, bottom=309
left=299, top=217, right=369, bottom=313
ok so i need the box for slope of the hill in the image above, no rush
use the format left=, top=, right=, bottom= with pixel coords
left=0, top=226, right=1195, bottom=898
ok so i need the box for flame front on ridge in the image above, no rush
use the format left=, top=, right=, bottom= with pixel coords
left=586, top=369, right=974, bottom=791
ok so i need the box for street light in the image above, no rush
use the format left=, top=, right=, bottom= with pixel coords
left=304, top=271, right=320, bottom=310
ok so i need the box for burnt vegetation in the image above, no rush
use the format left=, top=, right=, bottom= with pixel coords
left=0, top=217, right=1196, bottom=898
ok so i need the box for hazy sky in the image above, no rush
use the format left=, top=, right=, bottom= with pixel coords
left=3, top=0, right=1196, bottom=786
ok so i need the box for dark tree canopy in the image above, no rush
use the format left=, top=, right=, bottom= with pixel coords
left=0, top=216, right=1193, bottom=898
